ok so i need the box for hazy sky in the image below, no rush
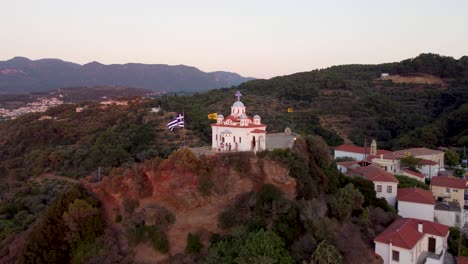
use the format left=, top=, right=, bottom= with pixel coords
left=1, top=0, right=467, bottom=78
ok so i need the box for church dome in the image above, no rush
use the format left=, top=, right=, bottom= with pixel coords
left=253, top=115, right=260, bottom=119
left=232, top=101, right=245, bottom=107
left=217, top=114, right=224, bottom=118
left=240, top=114, right=248, bottom=119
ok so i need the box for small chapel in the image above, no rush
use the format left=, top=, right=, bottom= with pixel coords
left=211, top=91, right=267, bottom=152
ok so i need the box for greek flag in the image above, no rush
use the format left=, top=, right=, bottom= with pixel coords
left=167, top=113, right=184, bottom=131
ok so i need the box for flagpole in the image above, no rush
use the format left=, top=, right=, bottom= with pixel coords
left=183, top=110, right=186, bottom=148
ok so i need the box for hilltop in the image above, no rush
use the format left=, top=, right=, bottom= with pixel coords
left=156, top=53, right=468, bottom=150
left=0, top=57, right=254, bottom=94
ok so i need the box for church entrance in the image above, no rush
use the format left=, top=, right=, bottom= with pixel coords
left=251, top=136, right=256, bottom=150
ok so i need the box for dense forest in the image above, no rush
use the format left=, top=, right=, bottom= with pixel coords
left=0, top=53, right=467, bottom=263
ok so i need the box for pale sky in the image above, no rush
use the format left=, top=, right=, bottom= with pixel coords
left=1, top=0, right=467, bottom=78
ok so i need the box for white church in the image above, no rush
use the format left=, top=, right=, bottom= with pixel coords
left=211, top=91, right=267, bottom=152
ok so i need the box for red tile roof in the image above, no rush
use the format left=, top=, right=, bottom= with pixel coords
left=335, top=144, right=392, bottom=156
left=397, top=187, right=435, bottom=205
left=211, top=123, right=266, bottom=129
left=458, top=256, right=468, bottom=264
left=366, top=153, right=397, bottom=161
left=374, top=218, right=449, bottom=249
left=418, top=159, right=438, bottom=166
left=350, top=166, right=399, bottom=183
left=431, top=176, right=467, bottom=189
left=250, top=129, right=266, bottom=133
left=394, top=147, right=443, bottom=157
left=403, top=169, right=425, bottom=179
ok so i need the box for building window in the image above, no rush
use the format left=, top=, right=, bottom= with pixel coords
left=456, top=214, right=461, bottom=223
left=446, top=188, right=450, bottom=193
left=453, top=199, right=458, bottom=203
left=453, top=189, right=458, bottom=192
left=239, top=137, right=242, bottom=143
left=216, top=134, right=218, bottom=141
left=392, top=250, right=399, bottom=262
left=234, top=136, right=236, bottom=143
left=377, top=185, right=382, bottom=193
left=387, top=186, right=392, bottom=193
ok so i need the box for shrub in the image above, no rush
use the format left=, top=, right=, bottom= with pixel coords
left=115, top=214, right=123, bottom=223
left=186, top=233, right=203, bottom=253
left=123, top=198, right=139, bottom=214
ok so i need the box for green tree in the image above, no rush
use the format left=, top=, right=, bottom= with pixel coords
left=311, top=240, right=343, bottom=264
left=400, top=156, right=422, bottom=172
left=445, top=149, right=460, bottom=167
left=329, top=184, right=364, bottom=221
left=186, top=233, right=203, bottom=253
left=395, top=175, right=430, bottom=190
left=236, top=229, right=294, bottom=264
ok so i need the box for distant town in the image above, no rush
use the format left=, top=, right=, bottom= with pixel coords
left=0, top=97, right=63, bottom=119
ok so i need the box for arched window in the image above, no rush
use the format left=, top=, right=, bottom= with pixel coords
left=234, top=136, right=236, bottom=142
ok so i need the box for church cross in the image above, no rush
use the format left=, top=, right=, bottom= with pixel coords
left=235, top=90, right=242, bottom=101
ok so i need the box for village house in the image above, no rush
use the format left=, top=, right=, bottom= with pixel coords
left=336, top=160, right=370, bottom=174
left=348, top=166, right=399, bottom=207
left=366, top=153, right=400, bottom=174
left=430, top=176, right=467, bottom=209
left=434, top=201, right=464, bottom=228
left=374, top=218, right=449, bottom=264
left=418, top=159, right=440, bottom=180
left=334, top=140, right=392, bottom=161
left=394, top=147, right=445, bottom=172
left=397, top=187, right=435, bottom=221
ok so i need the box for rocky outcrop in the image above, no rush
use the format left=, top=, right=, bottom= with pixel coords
left=85, top=148, right=296, bottom=261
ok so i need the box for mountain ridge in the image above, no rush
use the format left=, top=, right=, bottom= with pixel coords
left=0, top=56, right=255, bottom=94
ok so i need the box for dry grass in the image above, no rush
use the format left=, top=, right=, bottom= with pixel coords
left=380, top=73, right=444, bottom=85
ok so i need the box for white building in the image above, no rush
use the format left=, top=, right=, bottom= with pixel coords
left=397, top=187, right=435, bottom=221
left=381, top=73, right=390, bottom=78
left=334, top=140, right=393, bottom=161
left=434, top=201, right=464, bottom=228
left=366, top=153, right=400, bottom=174
left=374, top=218, right=449, bottom=264
left=349, top=166, right=399, bottom=207
left=211, top=91, right=267, bottom=152
left=418, top=159, right=440, bottom=180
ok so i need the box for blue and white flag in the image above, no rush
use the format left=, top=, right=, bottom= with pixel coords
left=167, top=113, right=184, bottom=131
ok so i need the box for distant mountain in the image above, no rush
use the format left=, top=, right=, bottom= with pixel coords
left=0, top=57, right=255, bottom=94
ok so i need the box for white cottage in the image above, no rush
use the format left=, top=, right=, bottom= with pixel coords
left=397, top=187, right=435, bottom=221
left=349, top=166, right=399, bottom=207
left=211, top=91, right=267, bottom=152
left=374, top=218, right=449, bottom=264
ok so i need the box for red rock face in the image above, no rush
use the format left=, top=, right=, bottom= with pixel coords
left=87, top=149, right=297, bottom=260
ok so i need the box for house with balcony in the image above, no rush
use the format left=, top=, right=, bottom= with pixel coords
left=374, top=218, right=449, bottom=264
left=430, top=176, right=467, bottom=210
